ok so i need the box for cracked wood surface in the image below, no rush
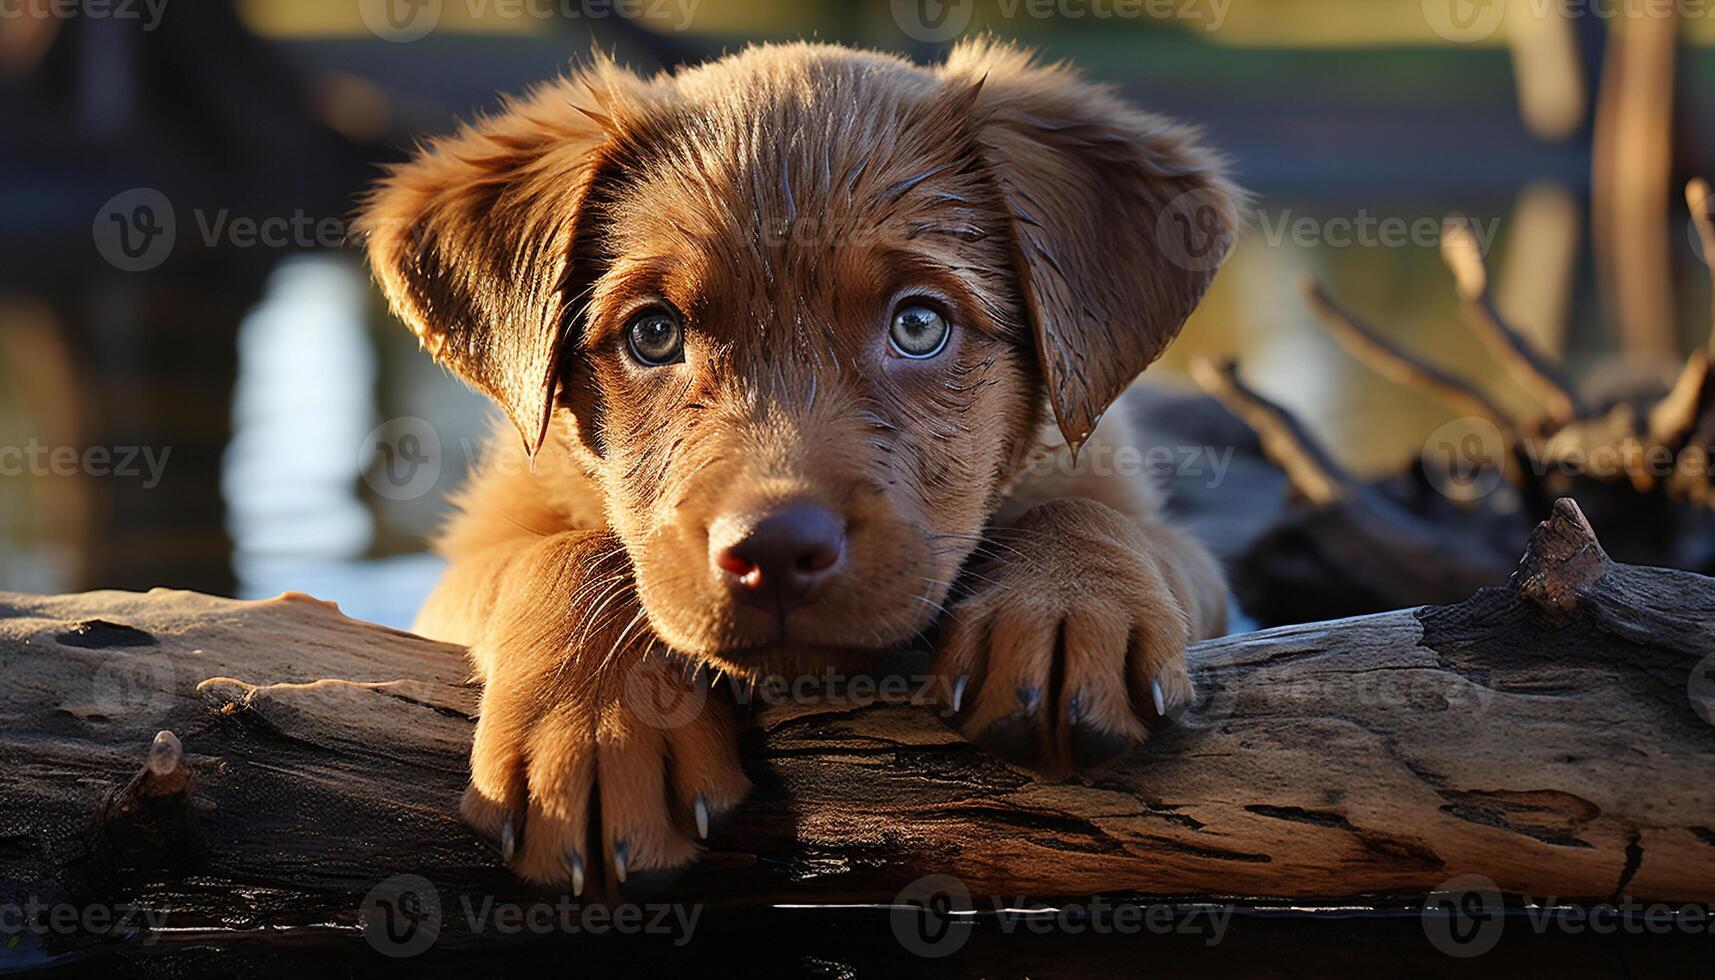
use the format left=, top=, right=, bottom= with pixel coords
left=1, top=499, right=1712, bottom=953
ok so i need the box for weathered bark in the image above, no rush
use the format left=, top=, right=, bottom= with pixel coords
left=2, top=500, right=1712, bottom=960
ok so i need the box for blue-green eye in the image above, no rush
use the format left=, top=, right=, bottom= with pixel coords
left=625, top=307, right=684, bottom=366
left=889, top=303, right=950, bottom=358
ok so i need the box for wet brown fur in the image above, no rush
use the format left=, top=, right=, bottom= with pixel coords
left=359, top=39, right=1239, bottom=892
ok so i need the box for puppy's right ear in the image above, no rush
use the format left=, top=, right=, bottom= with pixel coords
left=357, top=61, right=650, bottom=457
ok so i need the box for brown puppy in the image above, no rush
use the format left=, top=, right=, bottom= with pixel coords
left=359, top=39, right=1238, bottom=896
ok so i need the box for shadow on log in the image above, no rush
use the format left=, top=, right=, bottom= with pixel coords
left=1, top=500, right=1712, bottom=969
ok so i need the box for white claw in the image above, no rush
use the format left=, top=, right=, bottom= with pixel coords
left=500, top=819, right=516, bottom=862
left=613, top=842, right=629, bottom=884
left=694, top=796, right=710, bottom=840
left=570, top=854, right=585, bottom=897
left=1151, top=679, right=1166, bottom=718
left=147, top=730, right=181, bottom=776
left=951, top=675, right=969, bottom=714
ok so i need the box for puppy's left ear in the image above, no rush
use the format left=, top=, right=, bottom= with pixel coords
left=356, top=61, right=650, bottom=457
left=942, top=40, right=1242, bottom=450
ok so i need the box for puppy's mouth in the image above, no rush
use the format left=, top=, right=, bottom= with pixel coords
left=641, top=508, right=957, bottom=674
left=696, top=624, right=915, bottom=678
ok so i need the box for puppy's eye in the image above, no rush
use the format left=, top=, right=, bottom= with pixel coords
left=889, top=303, right=950, bottom=359
left=624, top=307, right=684, bottom=366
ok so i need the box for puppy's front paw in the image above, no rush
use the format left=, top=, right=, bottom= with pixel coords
left=934, top=498, right=1193, bottom=778
left=462, top=644, right=749, bottom=899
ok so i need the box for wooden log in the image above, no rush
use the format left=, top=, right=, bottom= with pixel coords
left=2, top=500, right=1712, bottom=961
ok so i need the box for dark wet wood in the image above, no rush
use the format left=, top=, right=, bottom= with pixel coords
left=2, top=500, right=1712, bottom=964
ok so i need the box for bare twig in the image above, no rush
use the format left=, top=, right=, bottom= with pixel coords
left=1189, top=356, right=1353, bottom=506
left=1297, top=275, right=1516, bottom=427
left=1648, top=351, right=1710, bottom=447
left=1685, top=178, right=1715, bottom=352
left=1442, top=219, right=1584, bottom=424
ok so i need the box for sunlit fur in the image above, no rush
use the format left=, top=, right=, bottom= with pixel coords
left=360, top=39, right=1238, bottom=888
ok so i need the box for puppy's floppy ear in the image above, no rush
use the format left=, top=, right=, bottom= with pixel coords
left=942, top=39, right=1242, bottom=451
left=357, top=60, right=650, bottom=457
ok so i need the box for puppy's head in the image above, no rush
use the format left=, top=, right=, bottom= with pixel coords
left=361, top=41, right=1237, bottom=673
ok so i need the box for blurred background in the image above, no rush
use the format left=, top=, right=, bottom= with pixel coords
left=3, top=0, right=1712, bottom=627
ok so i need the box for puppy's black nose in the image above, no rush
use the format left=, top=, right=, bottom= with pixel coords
left=715, top=503, right=845, bottom=612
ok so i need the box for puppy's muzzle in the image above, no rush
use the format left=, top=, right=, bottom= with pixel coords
left=712, top=502, right=845, bottom=614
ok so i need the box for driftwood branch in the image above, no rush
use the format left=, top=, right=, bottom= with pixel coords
left=1687, top=178, right=1715, bottom=353
left=3, top=501, right=1713, bottom=962
left=1442, top=218, right=1584, bottom=424
left=1201, top=197, right=1715, bottom=628
left=1297, top=273, right=1516, bottom=428
left=1187, top=356, right=1354, bottom=506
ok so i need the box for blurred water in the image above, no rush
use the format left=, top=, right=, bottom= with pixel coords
left=189, top=187, right=1707, bottom=631
left=225, top=256, right=375, bottom=562
left=3, top=174, right=1710, bottom=624
left=221, top=256, right=464, bottom=628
